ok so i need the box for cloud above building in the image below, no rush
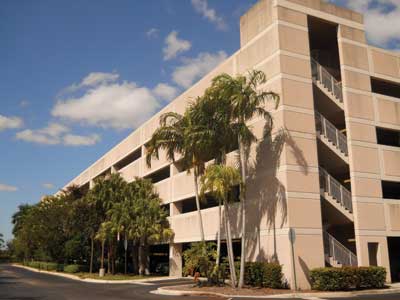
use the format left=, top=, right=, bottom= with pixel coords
left=191, top=0, right=227, bottom=30
left=163, top=31, right=192, bottom=61
left=330, top=0, right=400, bottom=48
left=172, top=51, right=227, bottom=88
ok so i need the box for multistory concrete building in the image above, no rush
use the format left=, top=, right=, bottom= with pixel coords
left=61, top=0, right=400, bottom=288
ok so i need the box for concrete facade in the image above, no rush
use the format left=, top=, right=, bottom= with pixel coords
left=60, top=0, right=400, bottom=289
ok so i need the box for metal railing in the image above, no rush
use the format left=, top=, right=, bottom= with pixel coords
left=311, top=58, right=343, bottom=102
left=323, top=231, right=357, bottom=267
left=315, top=112, right=348, bottom=156
left=319, top=167, right=353, bottom=213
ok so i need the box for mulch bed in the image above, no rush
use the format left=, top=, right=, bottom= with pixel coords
left=165, top=284, right=315, bottom=296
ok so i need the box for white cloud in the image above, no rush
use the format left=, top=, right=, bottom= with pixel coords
left=153, top=83, right=178, bottom=101
left=146, top=28, right=159, bottom=39
left=61, top=72, right=120, bottom=94
left=63, top=133, right=100, bottom=146
left=0, top=115, right=23, bottom=131
left=191, top=0, right=227, bottom=30
left=16, top=123, right=69, bottom=145
left=52, top=81, right=160, bottom=130
left=172, top=51, right=227, bottom=88
left=16, top=122, right=100, bottom=146
left=163, top=31, right=191, bottom=61
left=42, top=183, right=55, bottom=189
left=0, top=183, right=18, bottom=192
left=330, top=0, right=400, bottom=47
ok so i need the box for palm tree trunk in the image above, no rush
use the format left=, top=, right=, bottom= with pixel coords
left=132, top=240, right=139, bottom=274
left=138, top=237, right=150, bottom=275
left=224, top=200, right=237, bottom=287
left=89, top=236, right=94, bottom=274
left=107, top=245, right=111, bottom=274
left=216, top=198, right=221, bottom=268
left=238, top=138, right=247, bottom=288
left=101, top=240, right=105, bottom=270
left=193, top=170, right=205, bottom=242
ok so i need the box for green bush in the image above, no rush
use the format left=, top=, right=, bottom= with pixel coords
left=310, top=266, right=386, bottom=291
left=63, top=264, right=87, bottom=274
left=244, top=262, right=284, bottom=288
left=24, top=261, right=62, bottom=271
left=355, top=267, right=386, bottom=289
left=42, top=262, right=59, bottom=271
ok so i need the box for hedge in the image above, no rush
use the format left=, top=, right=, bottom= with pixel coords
left=244, top=262, right=284, bottom=288
left=24, top=261, right=62, bottom=271
left=63, top=264, right=88, bottom=274
left=310, top=266, right=386, bottom=291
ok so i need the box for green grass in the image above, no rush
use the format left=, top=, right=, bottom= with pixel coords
left=76, top=272, right=161, bottom=281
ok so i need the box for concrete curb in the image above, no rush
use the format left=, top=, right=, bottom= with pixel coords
left=10, top=264, right=178, bottom=285
left=153, top=284, right=400, bottom=299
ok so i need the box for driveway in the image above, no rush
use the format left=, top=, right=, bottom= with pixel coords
left=1, top=264, right=400, bottom=300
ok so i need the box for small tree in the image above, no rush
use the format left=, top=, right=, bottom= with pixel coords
left=200, top=164, right=241, bottom=287
left=128, top=178, right=173, bottom=275
left=183, top=242, right=217, bottom=282
left=95, top=221, right=115, bottom=274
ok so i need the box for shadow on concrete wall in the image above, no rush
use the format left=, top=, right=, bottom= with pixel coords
left=242, top=126, right=309, bottom=264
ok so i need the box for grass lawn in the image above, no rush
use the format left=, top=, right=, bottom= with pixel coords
left=75, top=272, right=163, bottom=281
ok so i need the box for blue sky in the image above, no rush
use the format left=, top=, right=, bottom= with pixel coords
left=1, top=0, right=399, bottom=242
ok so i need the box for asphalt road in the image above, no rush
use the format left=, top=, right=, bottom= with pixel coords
left=1, top=264, right=400, bottom=300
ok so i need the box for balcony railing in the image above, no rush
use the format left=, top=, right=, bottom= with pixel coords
left=311, top=58, right=343, bottom=102
left=323, top=231, right=357, bottom=267
left=315, top=112, right=348, bottom=156
left=319, top=167, right=353, bottom=213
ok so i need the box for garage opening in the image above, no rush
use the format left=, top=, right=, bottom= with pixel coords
left=382, top=181, right=400, bottom=200
left=149, top=244, right=169, bottom=275
left=388, top=237, right=400, bottom=282
left=376, top=127, right=400, bottom=147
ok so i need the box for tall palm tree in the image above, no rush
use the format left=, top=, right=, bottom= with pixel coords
left=200, top=164, right=241, bottom=287
left=210, top=70, right=279, bottom=288
left=146, top=105, right=215, bottom=242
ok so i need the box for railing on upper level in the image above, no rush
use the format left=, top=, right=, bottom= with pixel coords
left=315, top=111, right=348, bottom=156
left=311, top=58, right=343, bottom=102
left=319, top=167, right=353, bottom=213
left=323, top=231, right=357, bottom=267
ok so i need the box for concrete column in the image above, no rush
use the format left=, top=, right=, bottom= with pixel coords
left=170, top=201, right=182, bottom=216
left=169, top=243, right=182, bottom=277
left=89, top=179, right=95, bottom=189
left=111, top=166, right=117, bottom=174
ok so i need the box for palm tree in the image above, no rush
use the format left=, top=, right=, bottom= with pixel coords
left=95, top=221, right=115, bottom=275
left=146, top=105, right=215, bottom=242
left=210, top=70, right=279, bottom=288
left=107, top=177, right=173, bottom=275
left=200, top=164, right=241, bottom=287
left=90, top=173, right=128, bottom=274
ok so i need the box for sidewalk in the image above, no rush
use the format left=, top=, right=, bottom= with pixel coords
left=153, top=282, right=400, bottom=299
left=11, top=264, right=179, bottom=285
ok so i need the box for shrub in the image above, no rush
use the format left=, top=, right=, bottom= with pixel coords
left=182, top=242, right=217, bottom=279
left=24, top=261, right=62, bottom=271
left=244, top=262, right=284, bottom=288
left=310, top=266, right=386, bottom=291
left=42, top=262, right=59, bottom=271
left=355, top=267, right=386, bottom=289
left=63, top=264, right=87, bottom=274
